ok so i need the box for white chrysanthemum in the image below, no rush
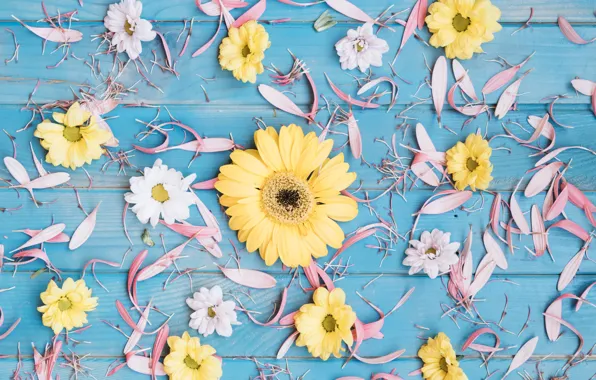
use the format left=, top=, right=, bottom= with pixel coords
left=186, top=285, right=240, bottom=337
left=104, top=0, right=156, bottom=60
left=403, top=229, right=460, bottom=279
left=335, top=22, right=389, bottom=73
left=124, top=159, right=196, bottom=227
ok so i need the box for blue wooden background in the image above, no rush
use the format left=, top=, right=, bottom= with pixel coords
left=0, top=0, right=595, bottom=379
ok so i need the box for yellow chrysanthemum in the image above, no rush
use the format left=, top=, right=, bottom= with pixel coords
left=34, top=102, right=112, bottom=170
left=446, top=133, right=493, bottom=191
left=215, top=124, right=358, bottom=268
left=418, top=332, right=468, bottom=380
left=425, top=0, right=502, bottom=60
left=218, top=20, right=270, bottom=83
left=294, top=287, right=357, bottom=360
left=37, top=278, right=98, bottom=335
left=163, top=331, right=222, bottom=380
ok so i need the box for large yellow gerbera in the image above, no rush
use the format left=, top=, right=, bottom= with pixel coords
left=37, top=278, right=98, bottom=335
left=418, top=332, right=468, bottom=380
left=164, top=332, right=222, bottom=380
left=425, top=0, right=502, bottom=60
left=218, top=20, right=270, bottom=83
left=215, top=124, right=358, bottom=268
left=34, top=102, right=112, bottom=170
left=445, top=133, right=493, bottom=191
left=294, top=287, right=357, bottom=360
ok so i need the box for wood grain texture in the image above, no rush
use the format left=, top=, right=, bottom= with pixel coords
left=2, top=0, right=595, bottom=22
left=1, top=104, right=595, bottom=191
left=1, top=272, right=594, bottom=359
left=0, top=22, right=594, bottom=105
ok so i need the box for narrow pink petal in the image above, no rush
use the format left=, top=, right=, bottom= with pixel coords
left=543, top=313, right=584, bottom=363
left=571, top=79, right=596, bottom=96
left=12, top=16, right=83, bottom=43
left=325, top=0, right=375, bottom=23
left=411, top=162, right=440, bottom=187
left=495, top=78, right=522, bottom=119
left=490, top=193, right=501, bottom=236
left=431, top=56, right=447, bottom=124
left=504, top=337, right=539, bottom=378
left=558, top=16, right=596, bottom=45
left=124, top=299, right=152, bottom=354
left=325, top=74, right=380, bottom=109
left=347, top=114, right=362, bottom=159
left=4, top=157, right=30, bottom=185
left=126, top=355, right=166, bottom=376
left=30, top=143, right=48, bottom=177
left=10, top=223, right=65, bottom=253
left=482, top=53, right=533, bottom=95
left=576, top=281, right=596, bottom=311
left=418, top=191, right=472, bottom=215
left=452, top=59, right=478, bottom=100
left=258, top=84, right=311, bottom=118
left=417, top=0, right=428, bottom=30
left=548, top=220, right=590, bottom=242
left=483, top=230, right=508, bottom=270
left=545, top=186, right=568, bottom=221
left=232, top=0, right=266, bottom=27
left=218, top=266, right=277, bottom=289
left=276, top=331, right=299, bottom=359
left=558, top=247, right=586, bottom=291
left=136, top=238, right=194, bottom=281
left=24, top=172, right=70, bottom=189
left=191, top=178, right=218, bottom=190
left=69, top=202, right=100, bottom=250
left=192, top=13, right=223, bottom=57
left=524, top=162, right=564, bottom=197
left=462, top=327, right=500, bottom=352
left=531, top=205, right=546, bottom=256
left=469, top=259, right=496, bottom=297
left=151, top=324, right=169, bottom=379
left=534, top=146, right=596, bottom=167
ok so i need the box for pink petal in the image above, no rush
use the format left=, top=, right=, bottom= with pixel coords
left=10, top=223, right=65, bottom=253
left=325, top=0, right=375, bottom=23
left=12, top=16, right=83, bottom=43
left=232, top=0, right=266, bottom=27
left=571, top=79, right=596, bottom=96
left=258, top=84, right=311, bottom=118
left=192, top=13, right=223, bottom=57
left=482, top=52, right=533, bottom=95
left=347, top=114, right=362, bottom=159
left=276, top=331, right=299, bottom=359
left=548, top=219, right=590, bottom=242
left=558, top=16, right=595, bottom=45
left=545, top=186, right=568, bottom=221
left=452, top=59, right=478, bottom=100
left=431, top=56, right=447, bottom=125
left=218, top=266, right=277, bottom=289
left=525, top=162, right=564, bottom=197
left=418, top=191, right=472, bottom=215
left=558, top=247, right=586, bottom=291
left=504, top=337, right=539, bottom=378
left=325, top=74, right=380, bottom=109
left=4, top=157, right=30, bottom=185
left=531, top=205, right=546, bottom=257
left=483, top=230, right=508, bottom=270
left=69, top=203, right=100, bottom=250
left=126, top=354, right=166, bottom=376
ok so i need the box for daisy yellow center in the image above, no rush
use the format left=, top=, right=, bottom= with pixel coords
left=261, top=173, right=314, bottom=224
left=425, top=247, right=437, bottom=258
left=439, top=357, right=449, bottom=372
left=63, top=126, right=83, bottom=142
left=58, top=297, right=72, bottom=311
left=151, top=184, right=170, bottom=203
left=242, top=45, right=251, bottom=58
left=124, top=20, right=134, bottom=36
left=322, top=314, right=337, bottom=333
left=184, top=355, right=200, bottom=370
left=466, top=157, right=479, bottom=172
left=207, top=307, right=216, bottom=318
left=355, top=40, right=365, bottom=52
left=452, top=13, right=471, bottom=32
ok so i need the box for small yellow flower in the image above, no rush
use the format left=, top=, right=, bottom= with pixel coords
left=218, top=20, right=271, bottom=83
left=425, top=0, right=502, bottom=60
left=34, top=102, right=112, bottom=170
left=418, top=332, right=468, bottom=380
left=163, top=331, right=222, bottom=380
left=446, top=133, right=493, bottom=191
left=215, top=124, right=358, bottom=268
left=37, top=278, right=98, bottom=335
left=294, top=287, right=356, bottom=360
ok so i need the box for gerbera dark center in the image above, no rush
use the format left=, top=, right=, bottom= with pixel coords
left=466, top=157, right=479, bottom=172
left=184, top=355, right=200, bottom=370
left=151, top=184, right=170, bottom=203
left=439, top=357, right=449, bottom=372
left=261, top=173, right=314, bottom=224
left=207, top=307, right=217, bottom=318
left=242, top=45, right=251, bottom=57
left=58, top=297, right=72, bottom=311
left=453, top=13, right=471, bottom=32
left=124, top=20, right=134, bottom=36
left=322, top=314, right=337, bottom=332
left=63, top=126, right=83, bottom=142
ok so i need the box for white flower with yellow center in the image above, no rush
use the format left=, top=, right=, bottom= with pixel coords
left=335, top=22, right=389, bottom=73
left=104, top=0, right=156, bottom=60
left=403, top=229, right=460, bottom=279
left=124, top=159, right=196, bottom=227
left=186, top=285, right=240, bottom=337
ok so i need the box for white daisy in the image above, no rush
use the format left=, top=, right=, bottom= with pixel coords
left=403, top=229, right=460, bottom=279
left=186, top=285, right=240, bottom=337
left=104, top=0, right=156, bottom=60
left=335, top=22, right=389, bottom=73
left=124, top=159, right=196, bottom=227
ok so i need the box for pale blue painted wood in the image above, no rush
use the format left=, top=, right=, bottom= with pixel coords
left=0, top=22, right=594, bottom=105
left=2, top=0, right=595, bottom=22
left=0, top=272, right=594, bottom=359
left=1, top=104, right=595, bottom=191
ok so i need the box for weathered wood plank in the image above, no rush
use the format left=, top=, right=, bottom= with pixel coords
left=2, top=187, right=595, bottom=276
left=0, top=273, right=593, bottom=358
left=2, top=104, right=595, bottom=191
left=0, top=357, right=593, bottom=379
left=0, top=22, right=594, bottom=105
left=2, top=0, right=595, bottom=23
